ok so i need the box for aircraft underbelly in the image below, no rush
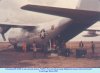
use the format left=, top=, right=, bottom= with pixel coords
left=58, top=19, right=99, bottom=43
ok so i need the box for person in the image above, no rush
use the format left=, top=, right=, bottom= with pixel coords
left=22, top=41, right=27, bottom=52
left=52, top=41, right=57, bottom=50
left=32, top=41, right=37, bottom=58
left=91, top=41, right=95, bottom=55
left=41, top=43, right=48, bottom=58
left=79, top=41, right=84, bottom=48
left=76, top=41, right=87, bottom=58
left=13, top=43, right=18, bottom=51
left=62, top=43, right=71, bottom=57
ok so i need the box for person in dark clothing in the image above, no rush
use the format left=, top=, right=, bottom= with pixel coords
left=91, top=41, right=95, bottom=54
left=13, top=43, right=18, bottom=51
left=41, top=43, right=48, bottom=58
left=76, top=41, right=87, bottom=58
left=62, top=43, right=71, bottom=57
left=79, top=41, right=84, bottom=48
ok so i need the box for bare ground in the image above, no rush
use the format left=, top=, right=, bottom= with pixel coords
left=0, top=42, right=100, bottom=68
left=0, top=48, right=100, bottom=68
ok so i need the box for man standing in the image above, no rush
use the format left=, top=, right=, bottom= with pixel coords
left=79, top=41, right=84, bottom=48
left=76, top=41, right=86, bottom=58
left=91, top=41, right=95, bottom=55
left=32, top=41, right=37, bottom=58
left=22, top=41, right=27, bottom=52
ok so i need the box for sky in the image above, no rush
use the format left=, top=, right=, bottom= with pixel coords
left=0, top=0, right=100, bottom=42
left=0, top=0, right=79, bottom=24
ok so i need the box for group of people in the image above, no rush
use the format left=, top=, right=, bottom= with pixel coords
left=79, top=41, right=95, bottom=56
left=13, top=39, right=96, bottom=58
left=18, top=41, right=48, bottom=58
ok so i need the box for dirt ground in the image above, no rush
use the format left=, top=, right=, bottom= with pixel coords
left=0, top=42, right=100, bottom=68
left=0, top=48, right=100, bottom=68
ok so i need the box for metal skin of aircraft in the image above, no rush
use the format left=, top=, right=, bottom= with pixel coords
left=21, top=0, right=100, bottom=48
left=0, top=0, right=100, bottom=50
left=0, top=24, right=36, bottom=41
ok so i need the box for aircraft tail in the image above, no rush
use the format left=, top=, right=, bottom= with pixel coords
left=76, top=0, right=100, bottom=11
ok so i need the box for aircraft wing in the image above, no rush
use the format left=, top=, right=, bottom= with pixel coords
left=0, top=23, right=36, bottom=41
left=21, top=4, right=100, bottom=20
left=0, top=23, right=37, bottom=27
left=21, top=4, right=100, bottom=42
left=0, top=23, right=36, bottom=32
left=86, top=29, right=100, bottom=31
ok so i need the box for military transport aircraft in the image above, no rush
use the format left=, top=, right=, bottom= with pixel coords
left=21, top=0, right=100, bottom=47
left=0, top=0, right=100, bottom=49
